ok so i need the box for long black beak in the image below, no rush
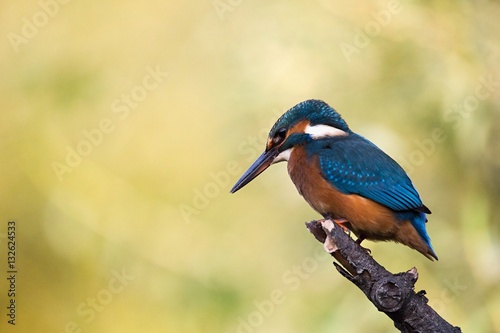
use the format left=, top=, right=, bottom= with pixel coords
left=230, top=148, right=279, bottom=193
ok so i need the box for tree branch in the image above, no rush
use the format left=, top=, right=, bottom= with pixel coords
left=305, top=219, right=461, bottom=333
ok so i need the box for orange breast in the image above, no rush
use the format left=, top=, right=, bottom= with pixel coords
left=287, top=146, right=398, bottom=240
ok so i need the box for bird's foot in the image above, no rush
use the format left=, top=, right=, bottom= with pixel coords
left=360, top=246, right=372, bottom=255
left=355, top=236, right=365, bottom=245
left=331, top=218, right=351, bottom=235
left=314, top=217, right=351, bottom=234
left=355, top=236, right=371, bottom=254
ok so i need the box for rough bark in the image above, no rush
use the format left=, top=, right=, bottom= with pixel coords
left=305, top=219, right=461, bottom=333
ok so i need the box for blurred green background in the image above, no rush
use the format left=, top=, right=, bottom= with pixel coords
left=1, top=1, right=499, bottom=332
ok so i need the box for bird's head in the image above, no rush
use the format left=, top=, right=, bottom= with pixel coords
left=230, top=99, right=350, bottom=193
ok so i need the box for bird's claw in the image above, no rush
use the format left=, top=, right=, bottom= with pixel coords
left=331, top=218, right=351, bottom=234
left=355, top=236, right=372, bottom=254
left=360, top=246, right=372, bottom=255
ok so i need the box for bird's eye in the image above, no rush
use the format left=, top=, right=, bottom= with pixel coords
left=272, top=127, right=287, bottom=144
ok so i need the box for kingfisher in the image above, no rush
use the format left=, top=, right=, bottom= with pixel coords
left=230, top=99, right=437, bottom=260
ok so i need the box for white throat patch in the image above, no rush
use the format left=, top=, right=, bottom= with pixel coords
left=305, top=124, right=347, bottom=139
left=272, top=148, right=293, bottom=164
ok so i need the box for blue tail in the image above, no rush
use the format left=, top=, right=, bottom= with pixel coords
left=397, top=211, right=438, bottom=260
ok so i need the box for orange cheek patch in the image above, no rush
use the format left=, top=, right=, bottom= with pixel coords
left=266, top=120, right=310, bottom=150
left=266, top=139, right=272, bottom=150
left=288, top=119, right=310, bottom=136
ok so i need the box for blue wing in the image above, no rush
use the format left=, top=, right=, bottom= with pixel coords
left=314, top=134, right=429, bottom=213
